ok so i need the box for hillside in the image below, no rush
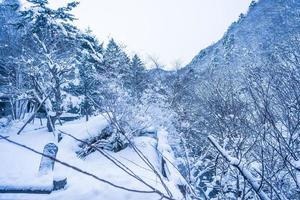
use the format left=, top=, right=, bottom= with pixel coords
left=184, top=0, right=300, bottom=74
left=168, top=0, right=300, bottom=198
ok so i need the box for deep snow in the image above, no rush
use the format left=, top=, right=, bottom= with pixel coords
left=0, top=115, right=183, bottom=200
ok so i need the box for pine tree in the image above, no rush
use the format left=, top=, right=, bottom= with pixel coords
left=129, top=54, right=146, bottom=99
left=103, top=39, right=130, bottom=78
left=15, top=0, right=80, bottom=131
left=72, top=31, right=104, bottom=121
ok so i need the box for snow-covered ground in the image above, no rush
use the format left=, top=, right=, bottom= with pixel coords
left=0, top=115, right=183, bottom=200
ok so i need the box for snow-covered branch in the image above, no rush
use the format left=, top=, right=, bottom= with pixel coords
left=208, top=136, right=271, bottom=200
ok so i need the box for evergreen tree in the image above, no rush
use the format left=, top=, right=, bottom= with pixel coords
left=103, top=38, right=130, bottom=79
left=15, top=0, right=80, bottom=131
left=128, top=54, right=146, bottom=99
left=72, top=31, right=104, bottom=121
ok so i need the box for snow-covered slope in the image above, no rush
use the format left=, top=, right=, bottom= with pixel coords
left=0, top=116, right=183, bottom=200
left=181, top=0, right=300, bottom=77
left=167, top=0, right=300, bottom=138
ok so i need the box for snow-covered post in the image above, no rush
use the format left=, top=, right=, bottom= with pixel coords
left=38, top=143, right=58, bottom=176
left=208, top=136, right=271, bottom=200
left=38, top=143, right=67, bottom=191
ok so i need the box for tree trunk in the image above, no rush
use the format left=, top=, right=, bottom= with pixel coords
left=84, top=89, right=89, bottom=121
left=47, top=115, right=57, bottom=132
left=85, top=112, right=89, bottom=122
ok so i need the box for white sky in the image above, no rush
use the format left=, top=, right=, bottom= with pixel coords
left=50, top=0, right=253, bottom=69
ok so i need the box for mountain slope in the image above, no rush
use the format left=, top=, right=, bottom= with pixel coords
left=183, top=0, right=300, bottom=77
left=168, top=1, right=300, bottom=198
left=171, top=0, right=300, bottom=135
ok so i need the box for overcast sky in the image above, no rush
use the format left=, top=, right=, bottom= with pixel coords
left=51, top=0, right=253, bottom=69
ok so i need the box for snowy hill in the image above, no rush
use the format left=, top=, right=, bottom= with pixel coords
left=169, top=0, right=300, bottom=138
left=162, top=0, right=300, bottom=198
left=181, top=0, right=300, bottom=77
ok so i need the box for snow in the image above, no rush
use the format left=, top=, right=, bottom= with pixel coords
left=157, top=129, right=187, bottom=186
left=0, top=118, right=9, bottom=127
left=0, top=115, right=183, bottom=200
left=59, top=115, right=108, bottom=141
left=0, top=121, right=56, bottom=193
left=61, top=92, right=83, bottom=111
left=60, top=112, right=80, bottom=118
left=0, top=174, right=53, bottom=193
left=81, top=38, right=103, bottom=63
left=294, top=160, right=300, bottom=169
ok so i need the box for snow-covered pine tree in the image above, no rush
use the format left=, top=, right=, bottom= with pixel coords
left=103, top=39, right=131, bottom=79
left=72, top=31, right=104, bottom=121
left=128, top=54, right=147, bottom=100
left=15, top=0, right=80, bottom=132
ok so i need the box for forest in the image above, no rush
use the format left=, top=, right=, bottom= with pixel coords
left=0, top=0, right=300, bottom=200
